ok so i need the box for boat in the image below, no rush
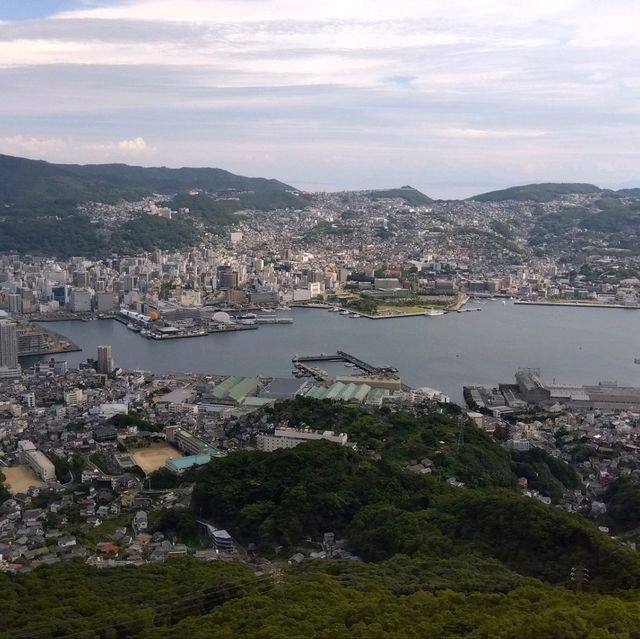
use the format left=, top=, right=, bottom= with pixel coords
left=126, top=323, right=141, bottom=332
left=424, top=309, right=445, bottom=317
left=340, top=310, right=351, bottom=315
left=279, top=305, right=291, bottom=311
left=260, top=308, right=275, bottom=313
left=635, top=358, right=640, bottom=365
left=237, top=312, right=257, bottom=320
left=350, top=314, right=362, bottom=319
left=328, top=307, right=341, bottom=312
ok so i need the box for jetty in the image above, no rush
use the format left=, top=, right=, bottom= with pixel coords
left=292, top=350, right=398, bottom=378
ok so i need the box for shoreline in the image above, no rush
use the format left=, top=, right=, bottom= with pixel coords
left=514, top=300, right=640, bottom=310
left=292, top=294, right=469, bottom=320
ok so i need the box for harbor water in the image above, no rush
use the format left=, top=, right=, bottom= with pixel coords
left=34, top=301, right=640, bottom=402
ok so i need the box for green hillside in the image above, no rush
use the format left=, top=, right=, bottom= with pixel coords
left=0, top=154, right=293, bottom=208
left=470, top=183, right=603, bottom=202
left=0, top=154, right=302, bottom=256
left=6, top=557, right=640, bottom=639
left=4, top=401, right=640, bottom=638
left=60, top=161, right=294, bottom=194
left=368, top=186, right=433, bottom=206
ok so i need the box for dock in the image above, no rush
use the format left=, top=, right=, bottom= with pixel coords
left=514, top=300, right=640, bottom=310
left=292, top=350, right=398, bottom=378
left=255, top=317, right=293, bottom=324
left=292, top=362, right=330, bottom=382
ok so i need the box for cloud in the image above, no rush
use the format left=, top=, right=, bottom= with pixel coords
left=0, top=135, right=153, bottom=160
left=0, top=0, right=638, bottom=196
left=116, top=136, right=148, bottom=152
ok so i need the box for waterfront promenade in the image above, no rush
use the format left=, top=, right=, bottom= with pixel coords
left=515, top=300, right=640, bottom=310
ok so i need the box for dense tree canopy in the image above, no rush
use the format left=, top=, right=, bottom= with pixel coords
left=5, top=400, right=640, bottom=637
left=5, top=558, right=640, bottom=639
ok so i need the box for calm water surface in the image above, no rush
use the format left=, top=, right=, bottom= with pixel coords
left=37, top=301, right=640, bottom=402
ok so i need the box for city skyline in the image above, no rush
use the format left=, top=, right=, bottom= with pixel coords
left=0, top=0, right=639, bottom=198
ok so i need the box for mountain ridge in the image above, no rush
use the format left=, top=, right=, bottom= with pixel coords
left=468, top=182, right=636, bottom=203
left=0, top=153, right=295, bottom=208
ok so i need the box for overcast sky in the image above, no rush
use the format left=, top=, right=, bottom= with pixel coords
left=0, top=0, right=638, bottom=197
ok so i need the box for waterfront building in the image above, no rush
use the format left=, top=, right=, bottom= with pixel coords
left=16, top=325, right=47, bottom=356
left=95, top=292, right=118, bottom=313
left=69, top=288, right=92, bottom=312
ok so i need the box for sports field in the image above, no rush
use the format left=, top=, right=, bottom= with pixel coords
left=3, top=465, right=45, bottom=493
left=130, top=443, right=182, bottom=474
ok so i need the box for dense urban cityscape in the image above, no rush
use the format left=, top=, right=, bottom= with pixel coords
left=3, top=0, right=640, bottom=636
left=0, top=177, right=640, bottom=578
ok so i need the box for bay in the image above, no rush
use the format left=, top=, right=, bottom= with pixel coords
left=36, top=301, right=640, bottom=402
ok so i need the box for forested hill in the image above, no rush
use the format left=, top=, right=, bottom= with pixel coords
left=0, top=154, right=302, bottom=256
left=469, top=183, right=604, bottom=202
left=4, top=400, right=640, bottom=637
left=60, top=161, right=293, bottom=195
left=367, top=186, right=433, bottom=205
left=0, top=153, right=294, bottom=207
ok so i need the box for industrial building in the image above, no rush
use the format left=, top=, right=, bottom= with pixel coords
left=258, top=377, right=309, bottom=400
left=155, top=388, right=194, bottom=408
left=304, top=376, right=403, bottom=406
left=212, top=376, right=259, bottom=404
left=468, top=369, right=640, bottom=413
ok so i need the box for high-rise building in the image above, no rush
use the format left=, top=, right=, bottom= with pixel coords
left=0, top=319, right=19, bottom=370
left=69, top=288, right=92, bottom=312
left=217, top=266, right=239, bottom=290
left=8, top=293, right=21, bottom=313
left=73, top=270, right=90, bottom=287
left=97, top=345, right=114, bottom=374
left=95, top=292, right=118, bottom=313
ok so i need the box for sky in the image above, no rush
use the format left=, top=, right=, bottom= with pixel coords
left=0, top=0, right=639, bottom=198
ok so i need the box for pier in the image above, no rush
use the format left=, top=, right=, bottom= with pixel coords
left=292, top=361, right=330, bottom=382
left=292, top=350, right=398, bottom=377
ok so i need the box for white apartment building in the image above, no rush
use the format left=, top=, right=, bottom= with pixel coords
left=256, top=427, right=348, bottom=452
